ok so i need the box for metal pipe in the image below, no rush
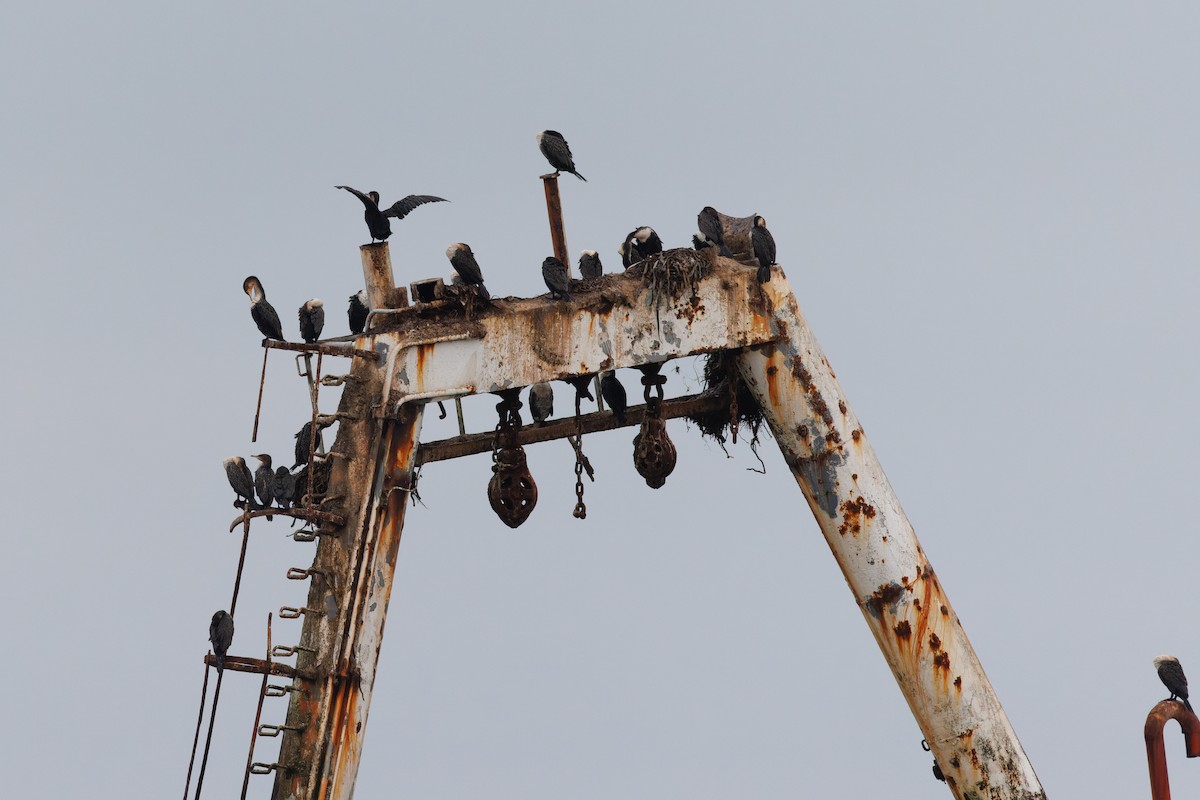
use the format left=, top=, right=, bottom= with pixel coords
left=1145, top=700, right=1200, bottom=800
left=359, top=242, right=399, bottom=310
left=734, top=277, right=1045, bottom=800
left=541, top=174, right=570, bottom=272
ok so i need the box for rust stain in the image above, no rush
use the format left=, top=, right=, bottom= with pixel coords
left=796, top=424, right=809, bottom=440
left=789, top=355, right=834, bottom=427
left=838, top=400, right=847, bottom=415
left=413, top=343, right=433, bottom=387
left=864, top=582, right=907, bottom=619
left=954, top=675, right=963, bottom=692
left=893, top=620, right=912, bottom=639
left=851, top=427, right=862, bottom=443
left=765, top=361, right=780, bottom=407
left=837, top=495, right=876, bottom=537
left=929, top=632, right=942, bottom=650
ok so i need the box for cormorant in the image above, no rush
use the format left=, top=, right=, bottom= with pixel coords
left=274, top=465, right=296, bottom=510
left=252, top=454, right=275, bottom=519
left=446, top=243, right=488, bottom=293
left=224, top=456, right=255, bottom=510
left=1155, top=655, right=1193, bottom=711
left=294, top=418, right=334, bottom=468
left=696, top=206, right=733, bottom=256
left=294, top=458, right=332, bottom=508
left=299, top=299, right=325, bottom=343
left=751, top=215, right=776, bottom=283
left=600, top=371, right=628, bottom=424
left=243, top=276, right=284, bottom=341
left=542, top=256, right=570, bottom=300
left=335, top=185, right=448, bottom=242
left=537, top=130, right=586, bottom=181
left=579, top=250, right=603, bottom=280
left=529, top=382, right=554, bottom=425
left=209, top=610, right=234, bottom=674
left=348, top=290, right=369, bottom=335
left=621, top=227, right=662, bottom=267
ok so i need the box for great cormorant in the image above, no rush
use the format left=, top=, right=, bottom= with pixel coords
left=600, top=371, right=628, bottom=424
left=209, top=610, right=234, bottom=673
left=224, top=456, right=255, bottom=510
left=252, top=454, right=275, bottom=519
left=621, top=227, right=662, bottom=267
left=348, top=290, right=369, bottom=335
left=274, top=466, right=295, bottom=510
left=542, top=256, right=570, bottom=300
left=529, top=382, right=554, bottom=425
left=751, top=215, right=776, bottom=283
left=299, top=299, right=325, bottom=343
left=537, top=130, right=586, bottom=181
left=696, top=207, right=733, bottom=256
left=335, top=185, right=448, bottom=242
left=579, top=250, right=602, bottom=280
left=294, top=418, right=334, bottom=468
left=446, top=243, right=486, bottom=287
left=1155, top=655, right=1193, bottom=711
left=243, top=276, right=285, bottom=341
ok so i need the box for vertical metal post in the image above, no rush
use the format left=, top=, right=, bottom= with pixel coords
left=541, top=175, right=571, bottom=274
left=735, top=279, right=1045, bottom=800
left=1145, top=701, right=1200, bottom=800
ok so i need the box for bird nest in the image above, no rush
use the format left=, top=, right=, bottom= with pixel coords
left=687, top=350, right=767, bottom=456
left=628, top=247, right=712, bottom=308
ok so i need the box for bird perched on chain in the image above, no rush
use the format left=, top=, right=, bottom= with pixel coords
left=209, top=610, right=234, bottom=674
left=274, top=465, right=296, bottom=510
left=298, top=299, right=325, bottom=343
left=696, top=206, right=732, bottom=256
left=536, top=130, right=586, bottom=181
left=251, top=454, right=276, bottom=520
left=1155, top=655, right=1193, bottom=712
left=620, top=226, right=663, bottom=268
left=243, top=276, right=284, bottom=341
left=224, top=456, right=256, bottom=511
left=335, top=185, right=448, bottom=242
left=751, top=215, right=776, bottom=283
left=542, top=256, right=570, bottom=300
left=529, top=382, right=554, bottom=425
left=578, top=250, right=602, bottom=280
left=294, top=418, right=335, bottom=468
left=600, top=371, right=628, bottom=424
left=347, top=290, right=369, bottom=335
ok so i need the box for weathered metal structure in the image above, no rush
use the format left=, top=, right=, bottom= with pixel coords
left=1145, top=701, right=1200, bottom=800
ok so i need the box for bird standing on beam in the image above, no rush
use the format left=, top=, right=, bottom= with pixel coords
left=347, top=290, right=369, bottom=335
left=1155, top=655, right=1193, bottom=711
left=294, top=418, right=336, bottom=468
left=542, top=256, right=570, bottom=300
left=579, top=250, right=603, bottom=280
left=224, top=456, right=256, bottom=511
left=537, top=130, right=586, bottom=181
left=274, top=465, right=295, bottom=510
left=751, top=215, right=777, bottom=283
left=529, top=382, right=554, bottom=425
left=298, top=299, right=325, bottom=343
left=335, top=185, right=448, bottom=242
left=243, top=276, right=285, bottom=341
left=600, top=371, right=628, bottom=424
left=696, top=206, right=732, bottom=256
left=209, top=610, right=234, bottom=673
left=252, top=454, right=276, bottom=520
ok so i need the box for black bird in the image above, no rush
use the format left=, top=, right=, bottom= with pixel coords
left=579, top=250, right=603, bottom=280
left=697, top=207, right=732, bottom=256
left=751, top=215, right=777, bottom=283
left=298, top=299, right=325, bottom=343
left=536, top=130, right=586, bottom=181
left=335, top=185, right=448, bottom=242
left=274, top=465, right=296, bottom=510
left=209, top=610, right=234, bottom=674
left=621, top=227, right=663, bottom=267
left=542, top=256, right=570, bottom=300
left=293, top=418, right=334, bottom=468
left=243, top=276, right=285, bottom=341
left=529, top=382, right=554, bottom=425
left=446, top=243, right=486, bottom=287
left=294, top=459, right=332, bottom=508
left=252, top=454, right=276, bottom=519
left=348, top=290, right=369, bottom=335
left=1155, top=655, right=1193, bottom=711
left=224, top=456, right=255, bottom=510
left=600, top=371, right=627, bottom=424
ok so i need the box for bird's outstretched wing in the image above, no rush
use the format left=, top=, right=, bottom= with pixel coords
left=335, top=185, right=373, bottom=208
left=383, top=195, right=448, bottom=219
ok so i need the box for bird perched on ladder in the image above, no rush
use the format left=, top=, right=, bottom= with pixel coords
left=600, top=371, right=628, bottom=424
left=274, top=465, right=296, bottom=510
left=529, top=382, right=554, bottom=425
left=243, top=276, right=284, bottom=341
left=542, top=256, right=570, bottom=300
left=293, top=418, right=335, bottom=468
left=446, top=243, right=490, bottom=302
left=298, top=299, right=325, bottom=343
left=347, top=290, right=369, bottom=335
left=224, top=456, right=256, bottom=511
left=578, top=250, right=603, bottom=280
left=620, top=227, right=663, bottom=268
left=536, top=130, right=586, bottom=181
left=751, top=215, right=777, bottom=283
left=252, top=454, right=276, bottom=520
left=335, top=185, right=448, bottom=242
left=1155, top=655, right=1193, bottom=711
left=209, top=610, right=234, bottom=674
left=696, top=206, right=733, bottom=256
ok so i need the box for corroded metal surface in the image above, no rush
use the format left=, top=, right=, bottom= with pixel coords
left=735, top=275, right=1045, bottom=800
left=1145, top=701, right=1200, bottom=800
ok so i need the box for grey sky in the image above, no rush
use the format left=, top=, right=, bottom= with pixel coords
left=4, top=2, right=1199, bottom=797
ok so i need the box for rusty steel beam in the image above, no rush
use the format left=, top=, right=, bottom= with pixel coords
left=264, top=339, right=380, bottom=361
left=1145, top=701, right=1200, bottom=800
left=541, top=174, right=570, bottom=270
left=205, top=654, right=304, bottom=680
left=734, top=271, right=1045, bottom=800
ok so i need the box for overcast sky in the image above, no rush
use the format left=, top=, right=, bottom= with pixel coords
left=4, top=2, right=1199, bottom=798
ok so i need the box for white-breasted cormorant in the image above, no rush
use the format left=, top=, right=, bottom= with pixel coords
left=1155, top=655, right=1193, bottom=711
left=243, top=276, right=285, bottom=341
left=697, top=207, right=733, bottom=256
left=529, top=382, right=554, bottom=425
left=537, top=130, right=586, bottom=181
left=751, top=215, right=776, bottom=283
left=274, top=466, right=295, bottom=510
left=224, top=456, right=255, bottom=510
left=299, top=299, right=325, bottom=343
left=335, top=185, right=448, bottom=242
left=446, top=243, right=486, bottom=287
left=209, top=610, right=234, bottom=673
left=621, top=227, right=662, bottom=267
left=579, top=250, right=602, bottom=280
left=542, top=256, right=570, bottom=300
left=252, top=454, right=276, bottom=519
left=348, top=290, right=369, bottom=335
left=600, top=371, right=628, bottom=424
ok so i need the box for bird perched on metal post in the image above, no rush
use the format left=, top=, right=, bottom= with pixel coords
left=243, top=276, right=285, bottom=341
left=252, top=454, right=276, bottom=520
left=347, top=290, right=369, bottom=335
left=751, top=215, right=777, bottom=283
left=578, top=250, right=603, bottom=280
left=209, top=610, right=234, bottom=674
left=335, top=185, right=448, bottom=242
left=600, top=371, right=628, bottom=424
left=542, top=256, right=570, bottom=300
left=537, top=130, right=586, bottom=181
left=224, top=456, right=256, bottom=511
left=529, top=382, right=554, bottom=425
left=1155, top=655, right=1193, bottom=711
left=298, top=299, right=325, bottom=343
left=696, top=206, right=732, bottom=256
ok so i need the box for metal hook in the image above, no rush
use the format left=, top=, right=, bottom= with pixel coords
left=279, top=606, right=321, bottom=619
left=286, top=567, right=325, bottom=581
left=265, top=684, right=303, bottom=698
left=249, top=763, right=281, bottom=775
left=258, top=723, right=307, bottom=738
left=271, top=644, right=316, bottom=658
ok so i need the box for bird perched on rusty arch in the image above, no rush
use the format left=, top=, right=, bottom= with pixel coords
left=1155, top=655, right=1193, bottom=711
